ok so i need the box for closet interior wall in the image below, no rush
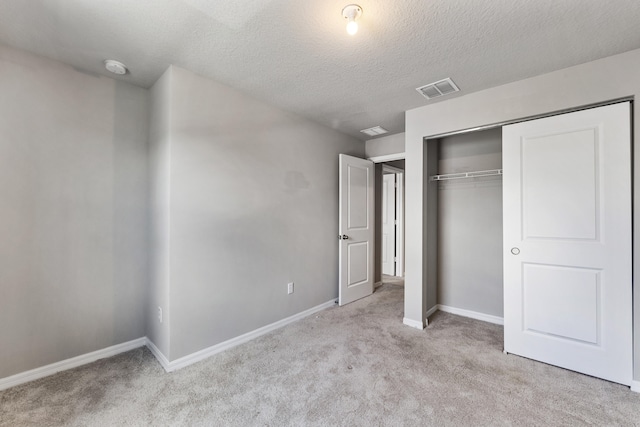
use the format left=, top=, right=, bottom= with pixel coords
left=436, top=127, right=504, bottom=318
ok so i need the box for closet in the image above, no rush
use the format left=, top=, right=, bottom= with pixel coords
left=435, top=128, right=504, bottom=322
left=430, top=102, right=633, bottom=386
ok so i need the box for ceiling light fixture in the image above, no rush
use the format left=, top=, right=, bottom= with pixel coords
left=342, top=4, right=362, bottom=36
left=104, top=59, right=128, bottom=75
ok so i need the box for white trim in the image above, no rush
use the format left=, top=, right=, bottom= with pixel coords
left=425, top=305, right=439, bottom=318
left=403, top=317, right=425, bottom=330
left=381, top=166, right=404, bottom=279
left=381, top=172, right=396, bottom=277
left=161, top=299, right=336, bottom=372
left=437, top=304, right=504, bottom=325
left=631, top=381, right=640, bottom=393
left=374, top=281, right=383, bottom=288
left=0, top=338, right=146, bottom=391
left=422, top=98, right=632, bottom=141
left=368, top=153, right=406, bottom=163
left=382, top=164, right=404, bottom=174
left=395, top=172, right=403, bottom=278
left=145, top=338, right=171, bottom=372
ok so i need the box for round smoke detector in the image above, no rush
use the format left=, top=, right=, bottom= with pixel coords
left=104, top=59, right=128, bottom=75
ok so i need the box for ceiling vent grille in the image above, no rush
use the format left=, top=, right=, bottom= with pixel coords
left=416, top=78, right=460, bottom=100
left=360, top=126, right=389, bottom=137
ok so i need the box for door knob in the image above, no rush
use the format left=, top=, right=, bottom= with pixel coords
left=341, top=235, right=349, bottom=240
left=511, top=247, right=520, bottom=255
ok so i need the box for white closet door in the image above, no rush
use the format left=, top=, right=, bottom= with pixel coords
left=502, top=102, right=632, bottom=385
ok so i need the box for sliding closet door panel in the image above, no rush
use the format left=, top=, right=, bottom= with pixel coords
left=521, top=129, right=598, bottom=240
left=503, top=102, right=631, bottom=386
left=522, top=264, right=599, bottom=344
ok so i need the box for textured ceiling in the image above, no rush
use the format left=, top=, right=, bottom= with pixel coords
left=1, top=0, right=640, bottom=140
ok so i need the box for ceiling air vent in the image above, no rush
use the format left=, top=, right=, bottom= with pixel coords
left=416, top=78, right=460, bottom=100
left=360, top=126, right=389, bottom=137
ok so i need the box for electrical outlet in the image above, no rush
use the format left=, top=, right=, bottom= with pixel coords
left=158, top=306, right=163, bottom=323
left=287, top=282, right=294, bottom=294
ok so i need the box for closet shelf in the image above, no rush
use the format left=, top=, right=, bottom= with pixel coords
left=430, top=169, right=503, bottom=181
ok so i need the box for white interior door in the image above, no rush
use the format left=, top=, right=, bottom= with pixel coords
left=339, top=154, right=374, bottom=306
left=503, top=102, right=632, bottom=385
left=382, top=173, right=396, bottom=276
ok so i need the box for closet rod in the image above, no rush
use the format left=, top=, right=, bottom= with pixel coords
left=430, top=169, right=503, bottom=181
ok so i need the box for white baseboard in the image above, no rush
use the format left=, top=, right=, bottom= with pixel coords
left=374, top=281, right=383, bottom=288
left=160, top=299, right=337, bottom=372
left=437, top=304, right=504, bottom=325
left=0, top=337, right=146, bottom=391
left=425, top=305, right=439, bottom=318
left=408, top=304, right=502, bottom=330
left=631, top=381, right=640, bottom=393
left=145, top=338, right=170, bottom=372
left=0, top=300, right=339, bottom=390
left=403, top=317, right=425, bottom=330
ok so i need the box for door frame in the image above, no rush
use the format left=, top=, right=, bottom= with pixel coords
left=382, top=164, right=404, bottom=278
left=368, top=153, right=406, bottom=163
left=368, top=153, right=406, bottom=286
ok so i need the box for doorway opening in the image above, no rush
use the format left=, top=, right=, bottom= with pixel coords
left=371, top=156, right=405, bottom=288
left=337, top=151, right=406, bottom=305
left=381, top=164, right=403, bottom=277
left=431, top=127, right=504, bottom=323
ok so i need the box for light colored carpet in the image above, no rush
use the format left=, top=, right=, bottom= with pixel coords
left=382, top=274, right=404, bottom=286
left=2, top=281, right=640, bottom=426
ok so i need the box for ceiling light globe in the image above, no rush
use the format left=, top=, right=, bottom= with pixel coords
left=346, top=20, right=358, bottom=35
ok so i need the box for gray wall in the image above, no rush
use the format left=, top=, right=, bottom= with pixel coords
left=437, top=128, right=503, bottom=317
left=147, top=67, right=173, bottom=358
left=0, top=44, right=149, bottom=378
left=404, top=47, right=640, bottom=380
left=365, top=133, right=405, bottom=158
left=151, top=66, right=364, bottom=360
